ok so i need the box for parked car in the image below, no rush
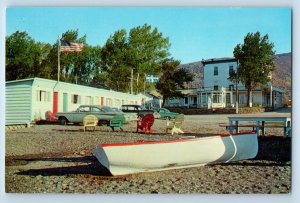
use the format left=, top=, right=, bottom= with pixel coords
left=111, top=108, right=138, bottom=123
left=54, top=105, right=121, bottom=125
left=121, top=104, right=160, bottom=118
left=153, top=108, right=179, bottom=120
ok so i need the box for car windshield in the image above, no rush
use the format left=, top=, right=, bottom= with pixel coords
left=112, top=108, right=124, bottom=113
left=101, top=106, right=114, bottom=112
left=138, top=106, right=146, bottom=110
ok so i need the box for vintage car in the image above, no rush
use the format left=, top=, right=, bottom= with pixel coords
left=111, top=108, right=138, bottom=123
left=54, top=105, right=121, bottom=125
left=121, top=104, right=160, bottom=118
left=153, top=108, right=179, bottom=120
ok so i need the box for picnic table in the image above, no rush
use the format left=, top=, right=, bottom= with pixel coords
left=226, top=116, right=291, bottom=137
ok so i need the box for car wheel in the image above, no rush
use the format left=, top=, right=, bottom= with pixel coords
left=166, top=116, right=171, bottom=120
left=59, top=117, right=68, bottom=125
left=98, top=120, right=108, bottom=126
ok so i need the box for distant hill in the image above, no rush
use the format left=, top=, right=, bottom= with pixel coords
left=180, top=52, right=292, bottom=93
left=180, top=61, right=204, bottom=89
left=273, top=52, right=291, bottom=92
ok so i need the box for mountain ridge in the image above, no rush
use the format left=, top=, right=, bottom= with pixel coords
left=180, top=52, right=292, bottom=92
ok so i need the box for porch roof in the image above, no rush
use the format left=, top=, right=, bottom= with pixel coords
left=178, top=89, right=198, bottom=96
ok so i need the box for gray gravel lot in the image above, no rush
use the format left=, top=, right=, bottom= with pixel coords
left=5, top=110, right=291, bottom=194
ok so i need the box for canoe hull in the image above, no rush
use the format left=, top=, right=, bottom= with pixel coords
left=93, top=132, right=258, bottom=175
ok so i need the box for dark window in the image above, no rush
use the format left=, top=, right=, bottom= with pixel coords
left=214, top=85, right=219, bottom=91
left=72, top=94, right=80, bottom=104
left=193, top=97, right=197, bottom=104
left=229, top=65, right=234, bottom=76
left=229, top=85, right=234, bottom=91
left=185, top=97, right=188, bottom=104
left=214, top=66, right=218, bottom=76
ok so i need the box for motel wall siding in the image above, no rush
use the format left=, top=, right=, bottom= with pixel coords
left=6, top=77, right=149, bottom=124
left=6, top=80, right=33, bottom=125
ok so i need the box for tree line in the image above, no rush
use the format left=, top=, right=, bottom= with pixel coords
left=6, top=24, right=275, bottom=107
left=6, top=24, right=194, bottom=106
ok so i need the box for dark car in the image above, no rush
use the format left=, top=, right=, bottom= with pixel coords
left=121, top=105, right=158, bottom=118
left=153, top=108, right=179, bottom=120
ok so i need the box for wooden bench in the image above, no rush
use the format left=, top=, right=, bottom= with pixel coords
left=83, top=115, right=98, bottom=132
left=219, top=123, right=256, bottom=131
left=166, top=114, right=184, bottom=135
left=226, top=116, right=291, bottom=137
left=108, top=114, right=126, bottom=132
left=219, top=123, right=290, bottom=135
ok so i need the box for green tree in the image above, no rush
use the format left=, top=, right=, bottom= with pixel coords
left=100, top=24, right=170, bottom=92
left=233, top=32, right=275, bottom=107
left=100, top=29, right=130, bottom=91
left=6, top=31, right=51, bottom=81
left=155, top=59, right=194, bottom=107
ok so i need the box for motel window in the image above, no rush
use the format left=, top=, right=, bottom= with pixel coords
left=37, top=90, right=50, bottom=102
left=71, top=94, right=81, bottom=104
left=214, top=66, right=218, bottom=76
left=95, top=96, right=99, bottom=105
left=85, top=96, right=92, bottom=105
left=106, top=98, right=112, bottom=106
left=114, top=99, right=121, bottom=107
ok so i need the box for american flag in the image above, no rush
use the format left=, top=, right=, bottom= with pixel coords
left=60, top=40, right=84, bottom=52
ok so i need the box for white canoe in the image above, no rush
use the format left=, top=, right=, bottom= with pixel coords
left=93, top=132, right=258, bottom=176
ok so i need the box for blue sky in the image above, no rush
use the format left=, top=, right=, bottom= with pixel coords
left=6, top=7, right=291, bottom=64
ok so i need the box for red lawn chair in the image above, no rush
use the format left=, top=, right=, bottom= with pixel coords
left=136, top=114, right=155, bottom=134
left=45, top=110, right=55, bottom=122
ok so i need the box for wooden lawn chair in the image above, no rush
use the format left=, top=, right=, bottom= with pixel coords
left=166, top=114, right=184, bottom=135
left=83, top=115, right=98, bottom=132
left=109, top=114, right=126, bottom=131
left=136, top=114, right=155, bottom=134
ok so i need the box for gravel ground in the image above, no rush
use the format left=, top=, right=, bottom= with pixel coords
left=5, top=111, right=291, bottom=194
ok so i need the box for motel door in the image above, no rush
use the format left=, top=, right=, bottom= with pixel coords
left=63, top=93, right=68, bottom=112
left=53, top=92, right=58, bottom=114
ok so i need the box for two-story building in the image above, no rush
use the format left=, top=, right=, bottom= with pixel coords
left=165, top=57, right=285, bottom=109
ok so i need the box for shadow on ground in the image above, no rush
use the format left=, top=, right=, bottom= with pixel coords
left=15, top=156, right=112, bottom=176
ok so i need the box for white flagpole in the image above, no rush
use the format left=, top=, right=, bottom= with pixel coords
left=58, top=36, right=61, bottom=82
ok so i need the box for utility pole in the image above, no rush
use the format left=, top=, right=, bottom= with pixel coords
left=136, top=73, right=139, bottom=94
left=57, top=36, right=61, bottom=82
left=235, top=59, right=239, bottom=114
left=144, top=73, right=146, bottom=94
left=130, top=68, right=133, bottom=94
